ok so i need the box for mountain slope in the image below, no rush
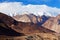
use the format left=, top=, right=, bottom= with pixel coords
left=0, top=12, right=25, bottom=36
left=42, top=14, right=60, bottom=33
left=0, top=12, right=56, bottom=36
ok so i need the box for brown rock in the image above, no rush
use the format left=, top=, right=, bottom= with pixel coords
left=42, top=14, right=60, bottom=33
left=0, top=12, right=55, bottom=36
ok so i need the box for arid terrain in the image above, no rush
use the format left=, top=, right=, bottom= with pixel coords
left=0, top=12, right=60, bottom=40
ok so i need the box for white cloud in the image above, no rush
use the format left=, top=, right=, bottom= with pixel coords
left=0, top=2, right=60, bottom=16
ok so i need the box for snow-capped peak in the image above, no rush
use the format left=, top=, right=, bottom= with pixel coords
left=0, top=2, right=60, bottom=17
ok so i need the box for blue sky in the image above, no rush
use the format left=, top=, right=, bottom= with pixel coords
left=0, top=0, right=60, bottom=8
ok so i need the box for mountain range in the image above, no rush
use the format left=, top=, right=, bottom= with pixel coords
left=13, top=13, right=60, bottom=34
left=0, top=12, right=56, bottom=36
left=0, top=12, right=60, bottom=40
left=13, top=14, right=50, bottom=25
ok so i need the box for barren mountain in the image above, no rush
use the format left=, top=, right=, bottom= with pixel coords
left=13, top=14, right=31, bottom=22
left=42, top=14, right=60, bottom=33
left=13, top=14, right=38, bottom=23
left=0, top=12, right=55, bottom=36
left=13, top=14, right=50, bottom=25
left=0, top=12, right=25, bottom=36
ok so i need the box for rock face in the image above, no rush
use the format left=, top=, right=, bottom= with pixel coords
left=13, top=14, right=31, bottom=22
left=13, top=14, right=38, bottom=23
left=42, top=15, right=60, bottom=33
left=0, top=12, right=55, bottom=36
left=13, top=14, right=49, bottom=25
